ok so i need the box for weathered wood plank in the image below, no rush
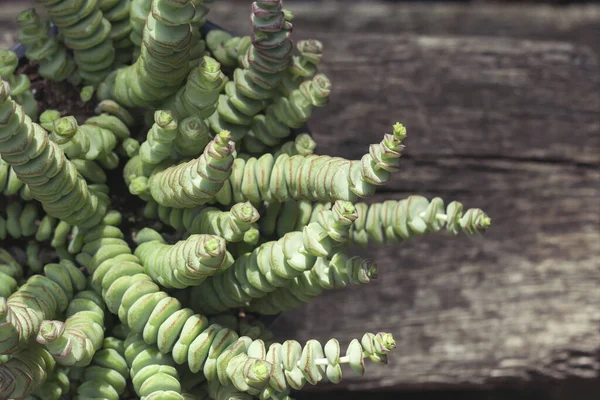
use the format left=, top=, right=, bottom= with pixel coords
left=263, top=31, right=600, bottom=390
left=301, top=33, right=599, bottom=166
left=2, top=1, right=600, bottom=54
left=295, top=381, right=600, bottom=400
left=271, top=159, right=600, bottom=390
left=207, top=1, right=600, bottom=55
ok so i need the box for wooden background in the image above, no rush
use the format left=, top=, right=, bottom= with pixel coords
left=1, top=1, right=599, bottom=399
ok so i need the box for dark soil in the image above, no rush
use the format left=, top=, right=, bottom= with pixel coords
left=16, top=59, right=95, bottom=121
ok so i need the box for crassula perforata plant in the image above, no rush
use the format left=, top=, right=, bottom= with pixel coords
left=0, top=1, right=491, bottom=399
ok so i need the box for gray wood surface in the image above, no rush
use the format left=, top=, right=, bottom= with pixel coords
left=269, top=33, right=600, bottom=391
left=207, top=2, right=600, bottom=391
left=1, top=0, right=599, bottom=393
left=207, top=0, right=600, bottom=56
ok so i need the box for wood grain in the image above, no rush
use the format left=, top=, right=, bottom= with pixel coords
left=207, top=0, right=600, bottom=56
left=260, top=30, right=600, bottom=391
left=272, top=159, right=600, bottom=389
left=305, top=34, right=599, bottom=165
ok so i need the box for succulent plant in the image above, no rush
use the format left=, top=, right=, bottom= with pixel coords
left=0, top=1, right=491, bottom=399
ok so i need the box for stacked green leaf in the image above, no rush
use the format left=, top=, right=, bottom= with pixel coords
left=28, top=363, right=71, bottom=399
left=272, top=132, right=317, bottom=158
left=186, top=201, right=360, bottom=314
left=75, top=219, right=277, bottom=399
left=188, top=0, right=210, bottom=69
left=16, top=8, right=76, bottom=82
left=0, top=193, right=94, bottom=259
left=172, top=115, right=214, bottom=158
left=147, top=130, right=235, bottom=208
left=259, top=332, right=396, bottom=393
left=144, top=201, right=260, bottom=242
left=1, top=156, right=33, bottom=200
left=52, top=116, right=120, bottom=169
left=0, top=258, right=86, bottom=391
left=0, top=200, right=81, bottom=270
left=0, top=50, right=38, bottom=120
left=212, top=123, right=407, bottom=206
left=207, top=0, right=294, bottom=141
left=0, top=79, right=108, bottom=229
left=138, top=110, right=179, bottom=168
left=247, top=254, right=378, bottom=315
left=0, top=250, right=23, bottom=298
left=74, top=336, right=130, bottom=399
left=135, top=227, right=234, bottom=289
left=206, top=29, right=246, bottom=69
left=93, top=99, right=136, bottom=130
left=243, top=73, right=331, bottom=153
left=0, top=201, right=42, bottom=239
left=99, top=0, right=134, bottom=66
left=279, top=40, right=324, bottom=96
left=35, top=0, right=116, bottom=84
left=0, top=345, right=57, bottom=398
left=129, top=0, right=152, bottom=60
left=161, top=55, right=226, bottom=121
left=258, top=196, right=491, bottom=244
left=351, top=196, right=491, bottom=245
left=111, top=0, right=195, bottom=107
left=36, top=291, right=106, bottom=367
